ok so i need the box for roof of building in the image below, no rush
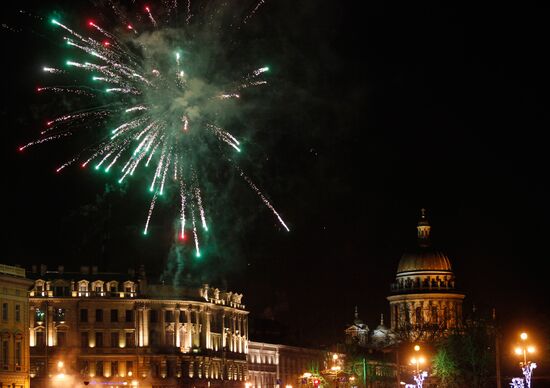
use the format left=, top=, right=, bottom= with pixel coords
left=396, top=209, right=453, bottom=274
left=397, top=248, right=452, bottom=273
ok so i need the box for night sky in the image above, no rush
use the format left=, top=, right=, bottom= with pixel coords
left=2, top=0, right=548, bottom=361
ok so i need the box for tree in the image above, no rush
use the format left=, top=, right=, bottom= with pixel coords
left=431, top=321, right=494, bottom=388
left=432, top=347, right=459, bottom=387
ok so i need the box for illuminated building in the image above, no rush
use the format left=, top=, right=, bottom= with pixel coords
left=0, top=264, right=34, bottom=388
left=27, top=265, right=248, bottom=388
left=344, top=306, right=369, bottom=347
left=247, top=342, right=330, bottom=388
left=387, top=209, right=465, bottom=340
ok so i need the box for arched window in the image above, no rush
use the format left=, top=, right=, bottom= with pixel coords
left=431, top=306, right=438, bottom=324
left=415, top=307, right=422, bottom=324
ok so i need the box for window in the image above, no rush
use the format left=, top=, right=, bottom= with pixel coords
left=150, top=310, right=158, bottom=323
left=125, top=310, right=133, bottom=322
left=15, top=340, right=22, bottom=367
left=415, top=307, right=422, bottom=324
left=35, top=309, right=45, bottom=322
left=111, top=332, right=119, bottom=348
left=2, top=339, right=8, bottom=369
left=57, top=331, right=67, bottom=347
left=95, top=286, right=102, bottom=293
left=151, top=361, right=160, bottom=377
left=166, top=330, right=175, bottom=346
left=111, top=360, right=119, bottom=376
left=95, top=309, right=103, bottom=322
left=15, top=305, right=21, bottom=322
left=79, top=360, right=89, bottom=375
left=35, top=331, right=45, bottom=347
left=54, top=308, right=65, bottom=322
left=167, top=360, right=174, bottom=377
left=431, top=307, right=438, bottom=324
left=2, top=303, right=7, bottom=321
left=95, top=332, right=103, bottom=347
left=149, top=330, right=159, bottom=346
left=80, top=309, right=88, bottom=322
left=81, top=332, right=89, bottom=348
left=165, top=310, right=174, bottom=322
left=110, top=309, right=118, bottom=322
left=126, top=361, right=133, bottom=376
left=125, top=332, right=135, bottom=348
left=95, top=361, right=103, bottom=377
left=125, top=287, right=132, bottom=293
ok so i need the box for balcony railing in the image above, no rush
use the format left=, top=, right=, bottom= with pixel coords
left=30, top=290, right=138, bottom=298
left=390, top=282, right=456, bottom=293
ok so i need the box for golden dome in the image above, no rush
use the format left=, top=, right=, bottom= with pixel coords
left=397, top=249, right=452, bottom=273
left=396, top=209, right=453, bottom=274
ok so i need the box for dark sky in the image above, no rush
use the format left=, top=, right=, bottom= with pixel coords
left=2, top=0, right=549, bottom=359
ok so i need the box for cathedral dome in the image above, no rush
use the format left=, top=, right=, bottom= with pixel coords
left=395, top=209, right=453, bottom=274
left=397, top=249, right=452, bottom=274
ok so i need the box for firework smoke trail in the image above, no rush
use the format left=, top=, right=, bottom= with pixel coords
left=179, top=179, right=186, bottom=240
left=43, top=67, right=65, bottom=74
left=243, top=0, right=267, bottom=24
left=20, top=0, right=289, bottom=259
left=236, top=165, right=290, bottom=232
left=144, top=191, right=159, bottom=235
left=145, top=6, right=158, bottom=27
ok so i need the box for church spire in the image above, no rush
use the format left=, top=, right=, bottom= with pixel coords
left=353, top=306, right=363, bottom=325
left=417, top=208, right=431, bottom=247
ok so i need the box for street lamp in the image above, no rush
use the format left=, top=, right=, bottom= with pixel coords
left=514, top=332, right=537, bottom=388
left=331, top=353, right=342, bottom=384
left=410, top=345, right=428, bottom=388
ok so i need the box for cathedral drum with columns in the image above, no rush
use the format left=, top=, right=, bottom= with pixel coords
left=387, top=210, right=465, bottom=340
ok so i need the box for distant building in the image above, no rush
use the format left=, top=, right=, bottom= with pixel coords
left=341, top=210, right=466, bottom=387
left=27, top=265, right=248, bottom=388
left=0, top=264, right=34, bottom=388
left=344, top=306, right=369, bottom=347
left=248, top=341, right=333, bottom=388
left=387, top=209, right=465, bottom=341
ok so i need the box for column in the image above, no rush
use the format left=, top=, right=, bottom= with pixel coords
left=29, top=306, right=35, bottom=347
left=139, top=306, right=149, bottom=347
left=193, top=308, right=200, bottom=348
left=186, top=308, right=192, bottom=350
left=222, top=313, right=226, bottom=349
left=243, top=316, right=248, bottom=353
left=238, top=315, right=243, bottom=353
left=205, top=310, right=211, bottom=350
left=232, top=315, right=237, bottom=352
left=160, top=307, right=166, bottom=345
left=47, top=304, right=55, bottom=346
left=175, top=309, right=181, bottom=348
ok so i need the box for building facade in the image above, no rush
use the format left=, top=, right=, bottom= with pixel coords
left=248, top=341, right=331, bottom=388
left=28, top=265, right=249, bottom=388
left=387, top=210, right=465, bottom=341
left=0, top=264, right=34, bottom=388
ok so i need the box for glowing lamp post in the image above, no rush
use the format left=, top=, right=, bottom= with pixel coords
left=330, top=353, right=342, bottom=384
left=514, top=332, right=537, bottom=388
left=410, top=345, right=428, bottom=388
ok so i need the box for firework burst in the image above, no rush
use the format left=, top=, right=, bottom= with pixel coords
left=19, top=0, right=289, bottom=258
